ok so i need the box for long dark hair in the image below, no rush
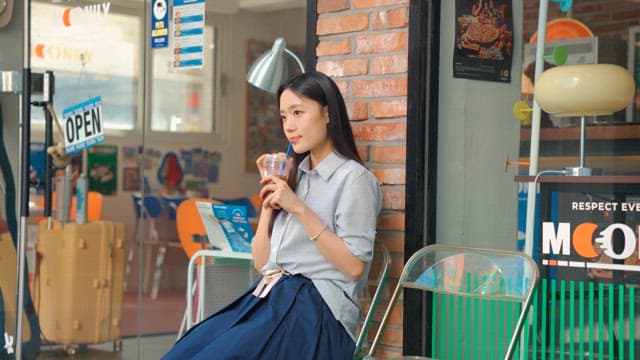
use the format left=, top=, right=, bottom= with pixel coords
left=268, top=71, right=362, bottom=234
left=278, top=70, right=362, bottom=173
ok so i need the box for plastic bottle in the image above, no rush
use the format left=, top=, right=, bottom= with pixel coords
left=75, top=174, right=88, bottom=224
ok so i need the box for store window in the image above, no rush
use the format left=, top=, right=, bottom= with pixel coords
left=518, top=2, right=640, bottom=175
left=31, top=2, right=140, bottom=130
left=151, top=26, right=217, bottom=133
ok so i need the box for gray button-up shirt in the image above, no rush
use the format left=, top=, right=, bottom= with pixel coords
left=262, top=151, right=382, bottom=340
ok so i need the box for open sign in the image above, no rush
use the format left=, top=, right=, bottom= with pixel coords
left=62, top=96, right=104, bottom=154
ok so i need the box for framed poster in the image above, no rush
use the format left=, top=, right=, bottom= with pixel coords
left=627, top=26, right=640, bottom=123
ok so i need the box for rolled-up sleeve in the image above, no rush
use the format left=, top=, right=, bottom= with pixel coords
left=334, top=170, right=382, bottom=262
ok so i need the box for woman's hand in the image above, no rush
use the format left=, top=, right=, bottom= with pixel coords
left=259, top=175, right=302, bottom=213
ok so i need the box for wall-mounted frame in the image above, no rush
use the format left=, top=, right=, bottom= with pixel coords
left=627, top=26, right=640, bottom=123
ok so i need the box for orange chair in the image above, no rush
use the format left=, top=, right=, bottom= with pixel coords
left=176, top=198, right=222, bottom=261
left=35, top=191, right=103, bottom=222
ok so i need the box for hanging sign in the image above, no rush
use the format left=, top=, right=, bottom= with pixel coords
left=171, top=0, right=205, bottom=69
left=62, top=96, right=104, bottom=154
left=151, top=0, right=169, bottom=49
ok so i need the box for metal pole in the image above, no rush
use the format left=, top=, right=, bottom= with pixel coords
left=579, top=115, right=586, bottom=168
left=16, top=0, right=32, bottom=357
left=524, top=0, right=549, bottom=257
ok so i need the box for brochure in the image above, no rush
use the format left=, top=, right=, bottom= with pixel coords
left=196, top=201, right=254, bottom=253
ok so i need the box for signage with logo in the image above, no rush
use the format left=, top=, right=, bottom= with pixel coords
left=62, top=96, right=105, bottom=154
left=540, top=192, right=640, bottom=283
left=151, top=0, right=169, bottom=48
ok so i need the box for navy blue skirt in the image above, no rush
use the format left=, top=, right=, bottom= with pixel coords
left=162, top=274, right=355, bottom=360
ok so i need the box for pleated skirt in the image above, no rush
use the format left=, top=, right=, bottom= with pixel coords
left=162, top=274, right=355, bottom=360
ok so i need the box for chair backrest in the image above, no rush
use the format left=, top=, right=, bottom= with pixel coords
left=181, top=249, right=257, bottom=335
left=35, top=191, right=103, bottom=222
left=176, top=198, right=222, bottom=259
left=86, top=191, right=103, bottom=221
left=366, top=244, right=539, bottom=360
left=162, top=195, right=187, bottom=221
left=354, top=244, right=391, bottom=359
left=131, top=193, right=163, bottom=219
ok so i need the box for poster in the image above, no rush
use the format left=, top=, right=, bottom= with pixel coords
left=453, top=0, right=513, bottom=82
left=151, top=0, right=169, bottom=49
left=172, top=0, right=205, bottom=69
left=87, top=144, right=117, bottom=195
left=541, top=192, right=640, bottom=284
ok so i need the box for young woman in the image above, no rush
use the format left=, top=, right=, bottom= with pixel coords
left=162, top=71, right=381, bottom=359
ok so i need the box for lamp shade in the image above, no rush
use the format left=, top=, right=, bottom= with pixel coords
left=534, top=64, right=635, bottom=117
left=246, top=38, right=287, bottom=93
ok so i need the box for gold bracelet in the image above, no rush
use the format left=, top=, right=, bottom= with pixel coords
left=310, top=225, right=327, bottom=242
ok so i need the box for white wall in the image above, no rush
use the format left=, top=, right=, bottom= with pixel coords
left=436, top=1, right=523, bottom=250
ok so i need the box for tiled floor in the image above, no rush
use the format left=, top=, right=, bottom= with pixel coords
left=30, top=291, right=185, bottom=359
left=36, top=334, right=177, bottom=359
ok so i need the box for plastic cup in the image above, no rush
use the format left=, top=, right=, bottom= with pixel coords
left=261, top=153, right=293, bottom=181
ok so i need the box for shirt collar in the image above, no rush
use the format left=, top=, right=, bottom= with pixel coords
left=299, top=151, right=348, bottom=181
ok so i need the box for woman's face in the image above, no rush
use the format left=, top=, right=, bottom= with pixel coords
left=279, top=89, right=334, bottom=163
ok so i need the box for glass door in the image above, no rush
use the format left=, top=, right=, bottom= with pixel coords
left=21, top=0, right=307, bottom=358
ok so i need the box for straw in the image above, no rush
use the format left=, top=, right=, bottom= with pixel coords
left=280, top=142, right=292, bottom=172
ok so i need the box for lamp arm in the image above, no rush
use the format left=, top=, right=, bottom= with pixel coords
left=284, top=48, right=305, bottom=73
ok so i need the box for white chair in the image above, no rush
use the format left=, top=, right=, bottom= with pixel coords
left=178, top=249, right=257, bottom=339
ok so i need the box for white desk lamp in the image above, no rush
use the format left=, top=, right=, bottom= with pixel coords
left=534, top=64, right=636, bottom=175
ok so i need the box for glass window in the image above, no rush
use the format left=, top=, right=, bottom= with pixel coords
left=151, top=26, right=217, bottom=133
left=31, top=2, right=140, bottom=130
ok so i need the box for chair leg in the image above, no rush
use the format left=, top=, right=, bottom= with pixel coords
left=150, top=244, right=167, bottom=300
left=123, top=245, right=135, bottom=292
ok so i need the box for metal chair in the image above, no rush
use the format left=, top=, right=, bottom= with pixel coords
left=124, top=194, right=164, bottom=297
left=177, top=249, right=257, bottom=340
left=365, top=244, right=539, bottom=360
left=354, top=244, right=392, bottom=360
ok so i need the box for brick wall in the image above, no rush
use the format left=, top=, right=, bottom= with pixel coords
left=315, top=0, right=409, bottom=358
left=523, top=1, right=640, bottom=42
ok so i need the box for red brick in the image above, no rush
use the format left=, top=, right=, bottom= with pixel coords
left=356, top=32, right=408, bottom=53
left=352, top=78, right=407, bottom=98
left=372, top=8, right=408, bottom=29
left=317, top=58, right=368, bottom=77
left=371, top=146, right=406, bottom=164
left=354, top=0, right=408, bottom=9
left=317, top=0, right=350, bottom=13
left=317, top=14, right=369, bottom=35
left=375, top=231, right=404, bottom=253
left=351, top=122, right=406, bottom=141
left=347, top=101, right=368, bottom=121
left=316, top=38, right=351, bottom=56
left=356, top=145, right=369, bottom=161
left=377, top=212, right=404, bottom=231
left=371, top=54, right=408, bottom=75
left=334, top=80, right=348, bottom=98
left=372, top=167, right=405, bottom=184
left=381, top=186, right=405, bottom=210
left=370, top=99, right=407, bottom=118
